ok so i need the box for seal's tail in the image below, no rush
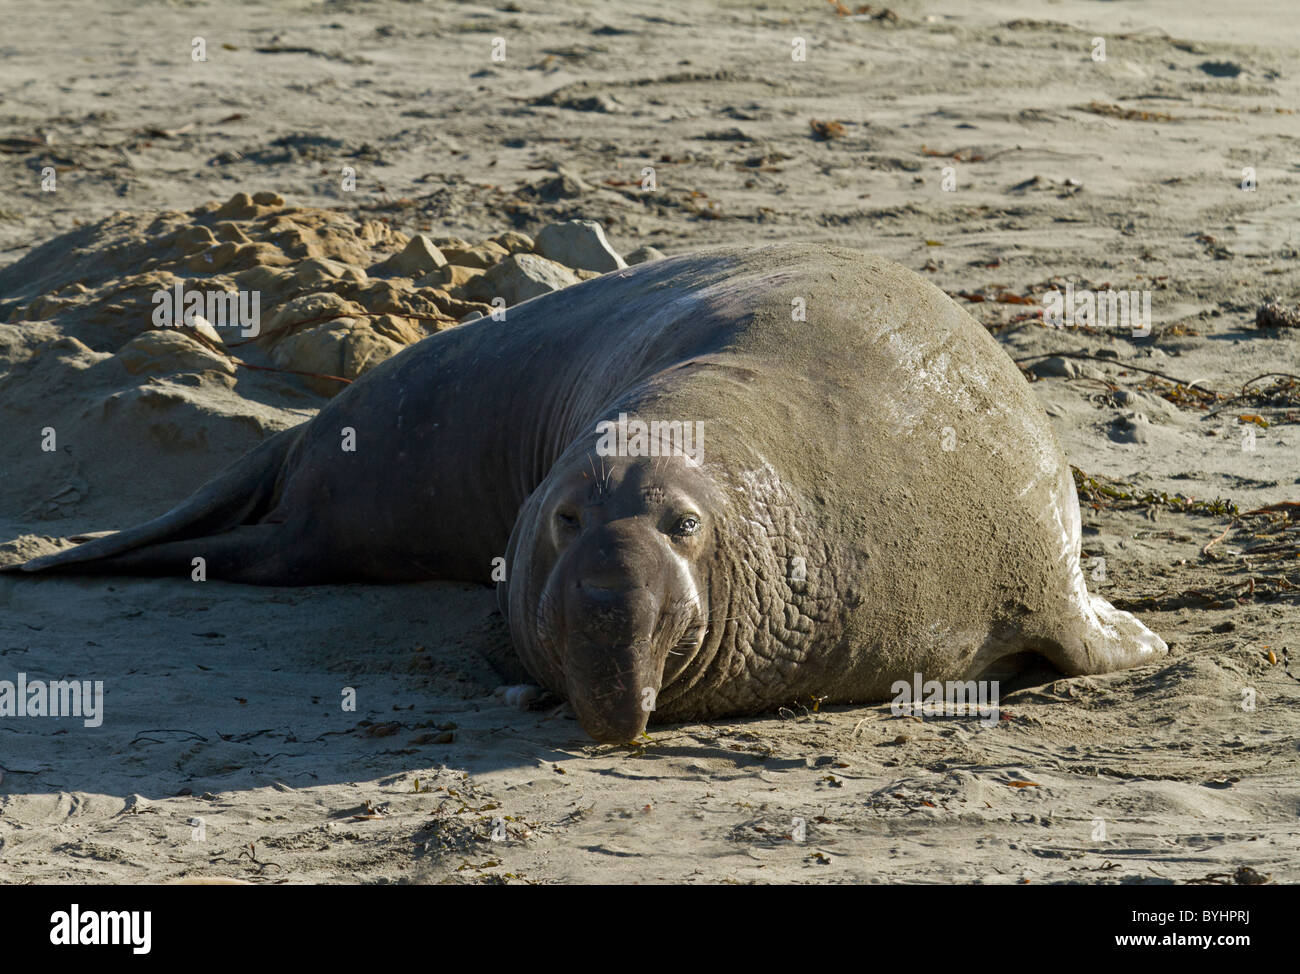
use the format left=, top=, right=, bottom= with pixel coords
left=12, top=427, right=300, bottom=579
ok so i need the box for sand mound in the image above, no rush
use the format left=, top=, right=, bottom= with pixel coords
left=0, top=194, right=640, bottom=541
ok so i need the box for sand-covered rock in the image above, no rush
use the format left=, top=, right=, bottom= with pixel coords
left=258, top=291, right=368, bottom=347
left=534, top=219, right=627, bottom=273
left=625, top=245, right=666, bottom=265
left=430, top=235, right=471, bottom=252
left=116, top=330, right=236, bottom=377
left=370, top=234, right=448, bottom=279
left=271, top=319, right=404, bottom=396
left=233, top=263, right=299, bottom=303
left=0, top=326, right=298, bottom=523
left=440, top=240, right=509, bottom=269
left=420, top=263, right=485, bottom=291
left=0, top=193, right=409, bottom=354
left=255, top=290, right=419, bottom=392
left=0, top=192, right=496, bottom=407
left=292, top=256, right=367, bottom=288
left=1255, top=300, right=1300, bottom=330
left=0, top=191, right=514, bottom=531
left=492, top=230, right=535, bottom=254
left=463, top=252, right=581, bottom=306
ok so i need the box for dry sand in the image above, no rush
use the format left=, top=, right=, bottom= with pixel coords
left=0, top=0, right=1297, bottom=884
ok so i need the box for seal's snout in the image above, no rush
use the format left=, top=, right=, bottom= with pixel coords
left=565, top=579, right=662, bottom=742
left=571, top=585, right=659, bottom=643
left=566, top=521, right=667, bottom=642
left=560, top=521, right=674, bottom=742
left=565, top=639, right=661, bottom=744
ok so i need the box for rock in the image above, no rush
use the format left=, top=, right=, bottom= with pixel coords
left=0, top=196, right=403, bottom=358
left=430, top=235, right=471, bottom=253
left=368, top=313, right=427, bottom=346
left=625, top=245, right=666, bottom=265
left=415, top=289, right=491, bottom=321
left=213, top=192, right=260, bottom=221
left=440, top=240, right=509, bottom=269
left=492, top=231, right=534, bottom=254
left=233, top=264, right=297, bottom=301
left=1113, top=388, right=1177, bottom=420
left=185, top=242, right=241, bottom=273
left=228, top=242, right=292, bottom=271
left=271, top=319, right=404, bottom=396
left=1256, top=300, right=1300, bottom=329
left=174, top=226, right=218, bottom=255
left=213, top=222, right=252, bottom=244
left=259, top=212, right=392, bottom=266
left=370, top=234, right=448, bottom=279
left=534, top=220, right=627, bottom=274
left=463, top=253, right=581, bottom=306
left=1112, top=411, right=1152, bottom=445
left=117, top=330, right=236, bottom=377
left=1031, top=356, right=1079, bottom=379
left=251, top=191, right=284, bottom=207
left=258, top=292, right=368, bottom=352
left=418, top=264, right=485, bottom=291
left=293, top=257, right=366, bottom=288
left=185, top=316, right=224, bottom=346
left=526, top=168, right=591, bottom=202
left=341, top=279, right=416, bottom=316
left=186, top=240, right=288, bottom=274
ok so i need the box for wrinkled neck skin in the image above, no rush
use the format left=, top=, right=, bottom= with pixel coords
left=501, top=415, right=855, bottom=743
left=657, top=459, right=856, bottom=722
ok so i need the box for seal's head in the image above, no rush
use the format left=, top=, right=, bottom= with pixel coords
left=503, top=446, right=721, bottom=743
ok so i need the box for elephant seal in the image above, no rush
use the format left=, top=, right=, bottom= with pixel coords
left=16, top=244, right=1167, bottom=742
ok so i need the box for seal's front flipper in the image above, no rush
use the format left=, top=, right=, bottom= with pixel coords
left=1079, top=593, right=1168, bottom=670
left=18, top=428, right=300, bottom=577
left=1030, top=592, right=1168, bottom=677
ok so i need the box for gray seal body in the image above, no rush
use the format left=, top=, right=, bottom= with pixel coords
left=18, top=244, right=1167, bottom=741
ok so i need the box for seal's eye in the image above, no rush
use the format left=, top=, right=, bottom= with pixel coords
left=674, top=514, right=701, bottom=537
left=556, top=509, right=580, bottom=530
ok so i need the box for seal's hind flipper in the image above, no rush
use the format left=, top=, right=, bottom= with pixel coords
left=19, top=427, right=301, bottom=577
left=45, top=523, right=319, bottom=584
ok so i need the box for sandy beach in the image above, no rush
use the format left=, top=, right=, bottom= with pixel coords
left=0, top=0, right=1297, bottom=884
